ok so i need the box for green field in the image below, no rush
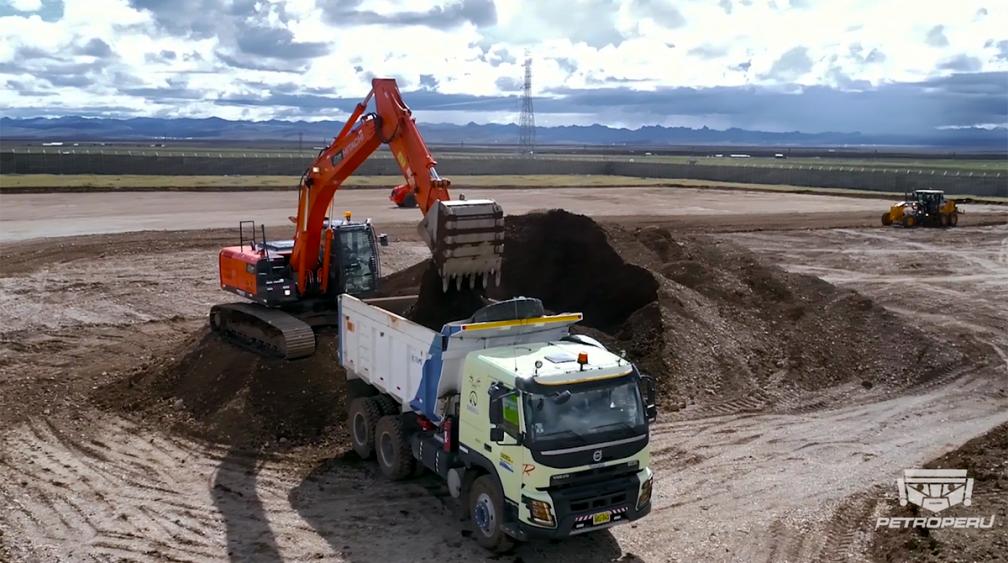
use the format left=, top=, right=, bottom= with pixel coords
left=3, top=173, right=1004, bottom=203
left=4, top=145, right=1004, bottom=174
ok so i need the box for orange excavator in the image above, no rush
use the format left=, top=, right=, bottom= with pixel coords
left=210, top=78, right=504, bottom=359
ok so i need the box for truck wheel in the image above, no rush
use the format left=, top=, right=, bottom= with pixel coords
left=881, top=213, right=892, bottom=226
left=375, top=415, right=415, bottom=480
left=949, top=212, right=958, bottom=227
left=399, top=194, right=417, bottom=208
left=902, top=215, right=915, bottom=228
left=374, top=395, right=399, bottom=416
left=469, top=475, right=515, bottom=552
left=348, top=397, right=383, bottom=459
left=940, top=213, right=949, bottom=227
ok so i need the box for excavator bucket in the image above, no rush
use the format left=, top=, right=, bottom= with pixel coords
left=418, top=199, right=505, bottom=291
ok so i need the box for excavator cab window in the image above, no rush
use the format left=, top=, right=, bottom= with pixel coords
left=332, top=226, right=379, bottom=295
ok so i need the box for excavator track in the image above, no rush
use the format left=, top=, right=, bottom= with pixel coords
left=209, top=303, right=316, bottom=360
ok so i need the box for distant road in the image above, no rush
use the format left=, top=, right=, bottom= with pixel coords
left=3, top=187, right=1005, bottom=242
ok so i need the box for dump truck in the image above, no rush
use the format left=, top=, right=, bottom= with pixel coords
left=339, top=294, right=657, bottom=551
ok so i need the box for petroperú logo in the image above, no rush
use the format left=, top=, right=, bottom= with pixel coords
left=876, top=469, right=995, bottom=530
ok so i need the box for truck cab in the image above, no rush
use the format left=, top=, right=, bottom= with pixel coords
left=339, top=295, right=657, bottom=551
left=461, top=341, right=655, bottom=546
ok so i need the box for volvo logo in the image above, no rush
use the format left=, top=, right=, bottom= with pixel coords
left=592, top=450, right=603, bottom=462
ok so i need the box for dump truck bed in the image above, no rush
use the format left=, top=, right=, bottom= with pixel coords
left=339, top=295, right=436, bottom=412
left=338, top=294, right=586, bottom=422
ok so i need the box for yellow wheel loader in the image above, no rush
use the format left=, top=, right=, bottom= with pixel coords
left=882, top=189, right=960, bottom=228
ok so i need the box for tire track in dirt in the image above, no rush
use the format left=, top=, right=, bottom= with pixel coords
left=0, top=414, right=234, bottom=561
left=812, top=492, right=880, bottom=562
left=0, top=411, right=634, bottom=562
left=625, top=366, right=1008, bottom=562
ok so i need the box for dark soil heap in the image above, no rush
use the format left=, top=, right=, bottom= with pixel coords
left=383, top=210, right=964, bottom=409
left=98, top=329, right=348, bottom=449
left=594, top=220, right=965, bottom=407
left=105, top=209, right=966, bottom=447
left=867, top=421, right=1008, bottom=562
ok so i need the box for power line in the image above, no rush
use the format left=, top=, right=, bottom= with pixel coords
left=519, top=56, right=536, bottom=157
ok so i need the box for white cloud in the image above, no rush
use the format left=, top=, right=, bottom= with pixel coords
left=0, top=0, right=1005, bottom=125
left=8, top=0, right=42, bottom=11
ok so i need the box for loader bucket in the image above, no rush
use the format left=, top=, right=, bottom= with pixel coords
left=418, top=199, right=505, bottom=291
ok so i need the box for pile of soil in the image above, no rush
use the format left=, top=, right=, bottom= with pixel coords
left=867, top=422, right=1008, bottom=562
left=594, top=219, right=966, bottom=406
left=382, top=210, right=965, bottom=409
left=103, top=209, right=967, bottom=447
left=97, top=328, right=348, bottom=449
left=402, top=262, right=490, bottom=330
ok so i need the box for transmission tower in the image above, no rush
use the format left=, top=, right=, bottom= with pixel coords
left=518, top=56, right=536, bottom=155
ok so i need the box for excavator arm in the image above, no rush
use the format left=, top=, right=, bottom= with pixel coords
left=290, top=78, right=503, bottom=294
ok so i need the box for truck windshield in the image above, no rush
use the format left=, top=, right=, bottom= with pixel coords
left=523, top=379, right=646, bottom=446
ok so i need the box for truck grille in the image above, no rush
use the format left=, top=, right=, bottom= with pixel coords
left=569, top=490, right=629, bottom=512
left=547, top=460, right=638, bottom=490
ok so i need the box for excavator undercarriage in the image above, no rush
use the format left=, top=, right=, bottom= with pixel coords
left=210, top=302, right=317, bottom=359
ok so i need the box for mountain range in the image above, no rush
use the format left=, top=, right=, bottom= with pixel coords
left=2, top=116, right=1006, bottom=149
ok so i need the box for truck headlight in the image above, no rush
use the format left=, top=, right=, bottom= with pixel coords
left=637, top=475, right=653, bottom=510
left=526, top=499, right=556, bottom=527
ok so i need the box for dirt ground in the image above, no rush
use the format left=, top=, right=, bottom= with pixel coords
left=0, top=197, right=1006, bottom=561
left=2, top=186, right=1006, bottom=241
left=865, top=421, right=1008, bottom=562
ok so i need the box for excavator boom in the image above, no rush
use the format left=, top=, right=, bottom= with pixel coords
left=291, top=78, right=503, bottom=293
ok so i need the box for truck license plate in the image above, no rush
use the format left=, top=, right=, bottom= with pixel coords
left=592, top=511, right=611, bottom=525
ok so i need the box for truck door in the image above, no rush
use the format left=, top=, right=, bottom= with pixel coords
left=491, top=388, right=525, bottom=507
left=459, top=377, right=525, bottom=511
left=487, top=382, right=528, bottom=515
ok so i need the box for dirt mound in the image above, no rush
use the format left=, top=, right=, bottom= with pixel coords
left=867, top=421, right=1008, bottom=562
left=404, top=263, right=490, bottom=330
left=617, top=225, right=966, bottom=406
left=376, top=210, right=660, bottom=331
left=380, top=210, right=964, bottom=409
left=101, top=209, right=968, bottom=446
left=492, top=211, right=659, bottom=330
left=510, top=212, right=966, bottom=407
left=98, top=328, right=348, bottom=449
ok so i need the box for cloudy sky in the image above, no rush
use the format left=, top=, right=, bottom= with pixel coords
left=1, top=0, right=1006, bottom=133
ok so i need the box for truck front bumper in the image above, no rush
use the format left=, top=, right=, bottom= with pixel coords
left=504, top=500, right=652, bottom=540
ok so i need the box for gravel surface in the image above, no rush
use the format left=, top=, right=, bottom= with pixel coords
left=0, top=209, right=1005, bottom=561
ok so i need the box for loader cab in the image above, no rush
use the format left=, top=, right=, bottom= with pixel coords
left=912, top=190, right=945, bottom=215
left=327, top=221, right=385, bottom=296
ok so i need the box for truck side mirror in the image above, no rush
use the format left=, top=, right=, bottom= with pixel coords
left=640, top=374, right=658, bottom=422
left=489, top=396, right=503, bottom=425
left=488, top=382, right=507, bottom=425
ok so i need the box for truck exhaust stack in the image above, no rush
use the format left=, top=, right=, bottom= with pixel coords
left=418, top=199, right=505, bottom=291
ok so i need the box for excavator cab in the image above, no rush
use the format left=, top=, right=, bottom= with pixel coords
left=213, top=217, right=386, bottom=359
left=328, top=220, right=383, bottom=296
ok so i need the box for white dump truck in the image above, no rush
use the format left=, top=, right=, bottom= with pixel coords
left=339, top=294, right=657, bottom=551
